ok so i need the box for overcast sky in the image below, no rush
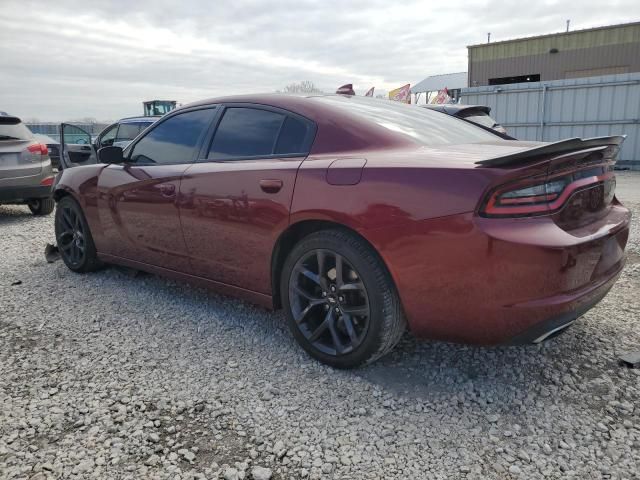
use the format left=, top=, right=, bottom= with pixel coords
left=1, top=0, right=638, bottom=121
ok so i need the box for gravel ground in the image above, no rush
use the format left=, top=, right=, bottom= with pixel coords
left=1, top=175, right=639, bottom=480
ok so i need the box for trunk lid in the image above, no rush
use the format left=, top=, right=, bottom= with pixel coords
left=0, top=139, right=42, bottom=179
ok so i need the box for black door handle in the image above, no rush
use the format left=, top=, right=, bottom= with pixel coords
left=259, top=179, right=283, bottom=193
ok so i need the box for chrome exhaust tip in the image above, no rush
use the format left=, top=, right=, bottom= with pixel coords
left=533, top=320, right=575, bottom=343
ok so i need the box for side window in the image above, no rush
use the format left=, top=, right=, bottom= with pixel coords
left=208, top=108, right=284, bottom=159
left=98, top=124, right=118, bottom=148
left=129, top=109, right=214, bottom=165
left=275, top=116, right=312, bottom=155
left=115, top=123, right=141, bottom=143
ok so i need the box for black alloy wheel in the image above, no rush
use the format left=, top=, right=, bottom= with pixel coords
left=57, top=204, right=86, bottom=267
left=289, top=249, right=370, bottom=356
left=54, top=196, right=101, bottom=273
left=282, top=229, right=406, bottom=368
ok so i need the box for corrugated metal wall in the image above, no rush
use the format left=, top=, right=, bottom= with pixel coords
left=460, top=73, right=640, bottom=164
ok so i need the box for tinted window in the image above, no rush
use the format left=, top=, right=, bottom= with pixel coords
left=115, top=123, right=141, bottom=142
left=314, top=96, right=498, bottom=146
left=208, top=108, right=284, bottom=159
left=275, top=116, right=310, bottom=154
left=129, top=109, right=213, bottom=165
left=0, top=117, right=33, bottom=141
left=99, top=124, right=118, bottom=147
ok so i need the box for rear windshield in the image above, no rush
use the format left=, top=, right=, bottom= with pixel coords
left=459, top=111, right=497, bottom=129
left=313, top=96, right=498, bottom=146
left=0, top=117, right=34, bottom=141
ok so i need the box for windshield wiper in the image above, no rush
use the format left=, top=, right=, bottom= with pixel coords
left=0, top=135, right=22, bottom=140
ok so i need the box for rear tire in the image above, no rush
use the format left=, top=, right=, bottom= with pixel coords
left=28, top=197, right=55, bottom=216
left=281, top=229, right=405, bottom=368
left=54, top=196, right=102, bottom=273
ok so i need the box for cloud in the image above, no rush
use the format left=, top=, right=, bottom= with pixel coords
left=0, top=0, right=637, bottom=120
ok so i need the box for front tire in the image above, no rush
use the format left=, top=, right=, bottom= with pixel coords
left=28, top=197, right=55, bottom=216
left=54, top=196, right=101, bottom=273
left=281, top=229, right=405, bottom=368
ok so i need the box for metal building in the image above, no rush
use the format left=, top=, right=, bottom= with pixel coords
left=468, top=21, right=640, bottom=87
left=459, top=72, right=640, bottom=168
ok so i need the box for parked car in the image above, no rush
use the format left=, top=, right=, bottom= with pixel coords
left=422, top=104, right=510, bottom=137
left=94, top=116, right=159, bottom=150
left=0, top=113, right=55, bottom=215
left=55, top=116, right=159, bottom=170
left=33, top=133, right=60, bottom=170
left=53, top=94, right=630, bottom=368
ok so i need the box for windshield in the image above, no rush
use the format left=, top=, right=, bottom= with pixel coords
left=0, top=117, right=34, bottom=141
left=313, top=95, right=499, bottom=146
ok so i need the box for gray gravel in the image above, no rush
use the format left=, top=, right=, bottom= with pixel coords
left=1, top=178, right=639, bottom=479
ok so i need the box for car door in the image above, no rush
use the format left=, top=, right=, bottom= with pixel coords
left=94, top=123, right=118, bottom=151
left=179, top=104, right=316, bottom=294
left=96, top=107, right=217, bottom=271
left=59, top=124, right=98, bottom=169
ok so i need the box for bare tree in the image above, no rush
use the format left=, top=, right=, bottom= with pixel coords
left=278, top=81, right=324, bottom=94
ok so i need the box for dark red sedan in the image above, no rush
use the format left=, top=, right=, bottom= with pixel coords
left=54, top=94, right=631, bottom=368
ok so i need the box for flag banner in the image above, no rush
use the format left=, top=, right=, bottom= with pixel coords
left=365, top=87, right=375, bottom=97
left=431, top=88, right=451, bottom=104
left=389, top=84, right=411, bottom=103
left=336, top=84, right=355, bottom=95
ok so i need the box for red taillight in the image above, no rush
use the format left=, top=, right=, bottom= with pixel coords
left=480, top=171, right=615, bottom=218
left=27, top=143, right=49, bottom=156
left=40, top=176, right=55, bottom=186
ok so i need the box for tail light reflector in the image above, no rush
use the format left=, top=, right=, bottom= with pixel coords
left=40, top=176, right=55, bottom=186
left=481, top=171, right=615, bottom=218
left=27, top=143, right=49, bottom=155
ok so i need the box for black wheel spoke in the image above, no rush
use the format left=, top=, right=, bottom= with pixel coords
left=339, top=282, right=364, bottom=292
left=298, top=267, right=321, bottom=287
left=342, top=314, right=359, bottom=344
left=316, top=250, right=326, bottom=279
left=334, top=254, right=344, bottom=287
left=327, top=316, right=345, bottom=354
left=294, top=300, right=322, bottom=324
left=341, top=304, right=369, bottom=316
left=292, top=283, right=321, bottom=302
left=62, top=210, right=74, bottom=229
left=308, top=309, right=331, bottom=342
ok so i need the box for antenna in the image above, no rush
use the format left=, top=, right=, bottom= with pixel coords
left=566, top=19, right=570, bottom=32
left=487, top=32, right=491, bottom=43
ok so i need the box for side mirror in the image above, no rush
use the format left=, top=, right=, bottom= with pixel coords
left=98, top=146, right=124, bottom=164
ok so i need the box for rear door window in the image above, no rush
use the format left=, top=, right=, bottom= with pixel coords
left=208, top=108, right=284, bottom=159
left=207, top=107, right=314, bottom=160
left=128, top=109, right=215, bottom=165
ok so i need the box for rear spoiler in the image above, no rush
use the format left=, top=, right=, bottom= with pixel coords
left=476, top=135, right=626, bottom=167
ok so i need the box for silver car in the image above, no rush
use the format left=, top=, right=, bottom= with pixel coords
left=0, top=112, right=55, bottom=215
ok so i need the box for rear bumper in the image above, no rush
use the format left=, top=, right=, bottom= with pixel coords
left=506, top=262, right=621, bottom=344
left=0, top=184, right=53, bottom=203
left=370, top=204, right=631, bottom=345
